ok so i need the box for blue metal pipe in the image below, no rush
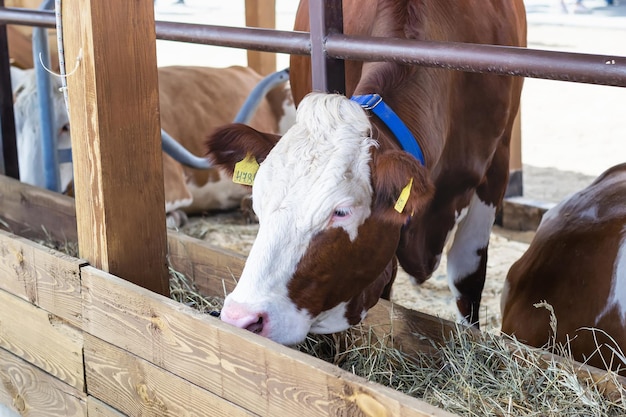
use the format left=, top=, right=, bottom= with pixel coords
left=233, top=67, right=289, bottom=124
left=160, top=129, right=211, bottom=170
left=161, top=67, right=290, bottom=170
left=34, top=0, right=59, bottom=191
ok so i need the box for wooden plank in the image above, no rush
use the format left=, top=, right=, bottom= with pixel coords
left=0, top=176, right=242, bottom=298
left=245, top=0, right=276, bottom=75
left=81, top=266, right=456, bottom=417
left=84, top=334, right=259, bottom=417
left=0, top=344, right=84, bottom=415
left=0, top=175, right=77, bottom=243
left=501, top=196, right=555, bottom=231
left=0, top=289, right=85, bottom=391
left=363, top=299, right=459, bottom=356
left=87, top=397, right=126, bottom=417
left=0, top=348, right=86, bottom=417
left=61, top=0, right=169, bottom=295
left=167, top=230, right=244, bottom=297
left=0, top=229, right=85, bottom=327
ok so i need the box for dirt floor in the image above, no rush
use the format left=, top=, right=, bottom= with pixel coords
left=158, top=0, right=626, bottom=332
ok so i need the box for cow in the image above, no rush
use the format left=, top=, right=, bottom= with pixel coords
left=11, top=65, right=295, bottom=227
left=206, top=0, right=526, bottom=345
left=501, top=163, right=626, bottom=374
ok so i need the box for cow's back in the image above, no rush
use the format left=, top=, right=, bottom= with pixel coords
left=290, top=0, right=526, bottom=104
left=501, top=163, right=626, bottom=373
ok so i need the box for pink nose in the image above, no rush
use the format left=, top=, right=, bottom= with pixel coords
left=220, top=300, right=267, bottom=335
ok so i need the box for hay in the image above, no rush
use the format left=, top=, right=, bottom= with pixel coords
left=180, top=212, right=258, bottom=255
left=169, top=266, right=223, bottom=315
left=299, top=323, right=626, bottom=417
left=36, top=226, right=80, bottom=258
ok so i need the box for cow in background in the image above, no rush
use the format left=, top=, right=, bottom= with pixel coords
left=501, top=163, right=626, bottom=374
left=10, top=65, right=295, bottom=227
left=206, top=0, right=526, bottom=345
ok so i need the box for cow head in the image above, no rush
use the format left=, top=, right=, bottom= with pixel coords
left=207, top=93, right=433, bottom=345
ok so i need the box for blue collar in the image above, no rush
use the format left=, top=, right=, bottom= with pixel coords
left=350, top=94, right=425, bottom=166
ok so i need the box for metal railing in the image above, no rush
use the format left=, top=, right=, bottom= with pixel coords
left=1, top=3, right=625, bottom=181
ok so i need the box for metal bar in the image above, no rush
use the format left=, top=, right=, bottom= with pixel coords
left=308, top=0, right=327, bottom=91
left=155, top=21, right=311, bottom=55
left=0, top=1, right=19, bottom=179
left=308, top=0, right=345, bottom=94
left=323, top=0, right=345, bottom=95
left=0, top=6, right=54, bottom=28
left=327, top=34, right=626, bottom=87
left=1, top=7, right=625, bottom=87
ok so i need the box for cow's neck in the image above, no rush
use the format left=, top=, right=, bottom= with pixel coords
left=353, top=62, right=433, bottom=165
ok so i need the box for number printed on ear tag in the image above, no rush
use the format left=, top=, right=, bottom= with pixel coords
left=394, top=178, right=413, bottom=214
left=233, top=153, right=259, bottom=186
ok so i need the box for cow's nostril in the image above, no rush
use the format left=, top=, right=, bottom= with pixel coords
left=245, top=316, right=264, bottom=334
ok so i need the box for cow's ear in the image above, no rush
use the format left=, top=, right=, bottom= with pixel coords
left=206, top=123, right=280, bottom=177
left=371, top=150, right=434, bottom=225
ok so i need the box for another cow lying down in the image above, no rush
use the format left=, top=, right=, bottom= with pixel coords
left=501, top=163, right=626, bottom=374
left=207, top=0, right=526, bottom=345
left=11, top=65, right=294, bottom=227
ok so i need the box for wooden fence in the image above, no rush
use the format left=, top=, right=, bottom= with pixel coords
left=0, top=174, right=461, bottom=416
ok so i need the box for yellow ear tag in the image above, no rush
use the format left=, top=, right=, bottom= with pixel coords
left=233, top=153, right=259, bottom=186
left=394, top=178, right=413, bottom=214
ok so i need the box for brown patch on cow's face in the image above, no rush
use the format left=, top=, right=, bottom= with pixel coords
left=284, top=148, right=434, bottom=325
left=287, top=213, right=401, bottom=320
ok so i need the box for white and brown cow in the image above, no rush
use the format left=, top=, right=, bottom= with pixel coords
left=501, top=163, right=626, bottom=374
left=11, top=65, right=294, bottom=226
left=206, top=0, right=526, bottom=345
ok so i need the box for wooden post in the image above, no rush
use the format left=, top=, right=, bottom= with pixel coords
left=245, top=0, right=276, bottom=75
left=61, top=0, right=169, bottom=295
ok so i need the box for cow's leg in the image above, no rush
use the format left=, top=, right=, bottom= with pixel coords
left=447, top=145, right=509, bottom=327
left=445, top=193, right=495, bottom=327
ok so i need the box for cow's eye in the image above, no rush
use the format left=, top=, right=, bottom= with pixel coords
left=333, top=207, right=352, bottom=218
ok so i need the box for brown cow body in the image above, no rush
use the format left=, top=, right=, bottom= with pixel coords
left=502, top=163, right=626, bottom=374
left=157, top=66, right=293, bottom=223
left=208, top=0, right=526, bottom=345
left=6, top=0, right=59, bottom=71
left=11, top=65, right=294, bottom=227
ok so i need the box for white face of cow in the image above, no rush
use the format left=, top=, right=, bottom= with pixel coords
left=220, top=94, right=379, bottom=345
left=12, top=67, right=73, bottom=192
